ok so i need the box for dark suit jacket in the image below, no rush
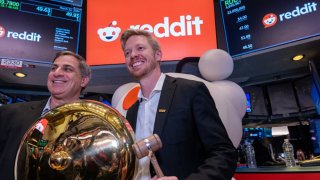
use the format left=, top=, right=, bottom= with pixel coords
left=126, top=75, right=237, bottom=180
left=0, top=100, right=47, bottom=180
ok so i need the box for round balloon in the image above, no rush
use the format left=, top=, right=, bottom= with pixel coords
left=199, top=49, right=233, bottom=82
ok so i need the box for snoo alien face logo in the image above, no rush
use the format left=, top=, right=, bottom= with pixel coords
left=262, top=13, right=278, bottom=28
left=0, top=26, right=6, bottom=38
left=97, top=21, right=121, bottom=42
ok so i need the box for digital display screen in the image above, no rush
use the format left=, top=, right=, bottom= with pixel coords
left=243, top=86, right=269, bottom=116
left=309, top=118, right=320, bottom=154
left=87, top=0, right=217, bottom=65
left=0, top=0, right=82, bottom=64
left=245, top=92, right=252, bottom=113
left=219, top=0, right=320, bottom=58
left=243, top=127, right=272, bottom=140
left=310, top=60, right=320, bottom=114
left=49, top=0, right=82, bottom=7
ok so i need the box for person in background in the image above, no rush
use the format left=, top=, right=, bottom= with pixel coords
left=252, top=138, right=278, bottom=166
left=0, top=51, right=91, bottom=180
left=120, top=29, right=237, bottom=180
left=296, top=149, right=306, bottom=161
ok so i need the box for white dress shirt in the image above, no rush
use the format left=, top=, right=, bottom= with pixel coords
left=133, top=73, right=166, bottom=180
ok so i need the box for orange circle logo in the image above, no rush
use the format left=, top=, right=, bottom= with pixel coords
left=262, top=13, right=278, bottom=28
left=0, top=26, right=6, bottom=38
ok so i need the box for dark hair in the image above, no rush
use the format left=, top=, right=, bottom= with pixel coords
left=120, top=29, right=161, bottom=53
left=53, top=51, right=91, bottom=79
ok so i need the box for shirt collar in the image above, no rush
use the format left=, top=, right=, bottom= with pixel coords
left=42, top=97, right=52, bottom=115
left=138, top=73, right=166, bottom=101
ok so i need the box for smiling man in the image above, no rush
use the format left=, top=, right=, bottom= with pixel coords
left=120, top=29, right=237, bottom=180
left=47, top=51, right=91, bottom=109
left=0, top=51, right=91, bottom=180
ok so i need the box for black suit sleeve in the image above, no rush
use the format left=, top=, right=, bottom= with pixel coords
left=0, top=101, right=45, bottom=180
left=186, top=83, right=237, bottom=180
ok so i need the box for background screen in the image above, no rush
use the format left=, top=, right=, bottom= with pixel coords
left=0, top=0, right=82, bottom=64
left=243, top=127, right=272, bottom=140
left=86, top=0, right=217, bottom=65
left=49, top=0, right=83, bottom=7
left=309, top=118, right=320, bottom=154
left=219, top=0, right=320, bottom=58
left=245, top=92, right=252, bottom=113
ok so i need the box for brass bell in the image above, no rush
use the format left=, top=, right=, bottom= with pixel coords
left=15, top=100, right=135, bottom=180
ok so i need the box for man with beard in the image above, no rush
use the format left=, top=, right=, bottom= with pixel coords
left=120, top=29, right=237, bottom=180
left=0, top=51, right=91, bottom=180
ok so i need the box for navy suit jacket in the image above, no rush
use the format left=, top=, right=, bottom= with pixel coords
left=126, top=76, right=237, bottom=180
left=0, top=100, right=47, bottom=180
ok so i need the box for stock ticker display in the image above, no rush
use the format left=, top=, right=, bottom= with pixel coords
left=220, top=0, right=320, bottom=58
left=0, top=0, right=82, bottom=63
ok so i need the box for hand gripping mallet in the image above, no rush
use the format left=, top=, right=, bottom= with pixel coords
left=132, top=134, right=164, bottom=178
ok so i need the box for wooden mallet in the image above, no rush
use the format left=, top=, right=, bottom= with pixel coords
left=132, top=134, right=164, bottom=177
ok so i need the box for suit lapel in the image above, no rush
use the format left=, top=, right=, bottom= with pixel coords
left=31, top=100, right=47, bottom=110
left=127, top=101, right=139, bottom=131
left=28, top=100, right=48, bottom=120
left=153, top=76, right=177, bottom=136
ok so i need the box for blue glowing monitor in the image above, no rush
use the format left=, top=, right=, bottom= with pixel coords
left=309, top=118, right=320, bottom=154
left=246, top=92, right=252, bottom=113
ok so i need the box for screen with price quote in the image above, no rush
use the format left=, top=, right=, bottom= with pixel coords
left=219, top=0, right=320, bottom=58
left=0, top=0, right=82, bottom=64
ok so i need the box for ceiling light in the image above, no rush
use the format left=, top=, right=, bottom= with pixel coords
left=292, top=54, right=305, bottom=61
left=14, top=72, right=27, bottom=78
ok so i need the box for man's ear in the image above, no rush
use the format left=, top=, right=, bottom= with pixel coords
left=155, top=50, right=162, bottom=62
left=81, top=76, right=90, bottom=87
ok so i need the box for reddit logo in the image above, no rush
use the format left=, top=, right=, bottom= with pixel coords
left=262, top=13, right=278, bottom=28
left=97, top=21, right=121, bottom=42
left=87, top=0, right=216, bottom=65
left=0, top=26, right=6, bottom=38
left=34, top=118, right=48, bottom=134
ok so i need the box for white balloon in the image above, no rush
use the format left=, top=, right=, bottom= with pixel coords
left=199, top=49, right=233, bottom=82
left=206, top=81, right=246, bottom=148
